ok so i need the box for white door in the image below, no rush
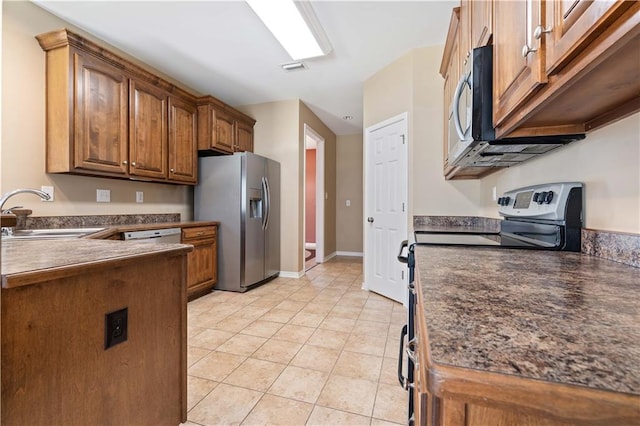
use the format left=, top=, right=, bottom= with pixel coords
left=364, top=113, right=408, bottom=304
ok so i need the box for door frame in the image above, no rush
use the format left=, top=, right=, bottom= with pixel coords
left=363, top=112, right=409, bottom=305
left=304, top=123, right=325, bottom=265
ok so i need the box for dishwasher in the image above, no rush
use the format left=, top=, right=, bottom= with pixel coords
left=122, top=227, right=181, bottom=243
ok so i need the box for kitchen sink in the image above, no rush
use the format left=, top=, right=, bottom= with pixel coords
left=3, top=227, right=105, bottom=240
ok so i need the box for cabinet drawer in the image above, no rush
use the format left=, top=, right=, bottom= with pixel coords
left=182, top=226, right=216, bottom=241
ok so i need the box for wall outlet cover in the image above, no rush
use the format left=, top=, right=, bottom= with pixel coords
left=96, top=189, right=111, bottom=203
left=105, top=308, right=128, bottom=350
left=40, top=185, right=54, bottom=202
left=136, top=191, right=144, bottom=203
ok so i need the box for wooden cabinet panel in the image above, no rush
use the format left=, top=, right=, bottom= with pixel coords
left=471, top=0, right=492, bottom=47
left=236, top=119, right=254, bottom=153
left=129, top=79, right=168, bottom=179
left=217, top=110, right=236, bottom=152
left=544, top=0, right=634, bottom=75
left=493, top=0, right=547, bottom=127
left=37, top=29, right=199, bottom=186
left=182, top=225, right=218, bottom=299
left=73, top=53, right=128, bottom=174
left=168, top=96, right=197, bottom=184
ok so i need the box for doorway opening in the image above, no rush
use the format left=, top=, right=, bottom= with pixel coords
left=304, top=124, right=324, bottom=272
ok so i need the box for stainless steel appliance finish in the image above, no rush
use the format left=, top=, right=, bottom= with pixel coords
left=448, top=45, right=585, bottom=168
left=195, top=152, right=280, bottom=292
left=123, top=228, right=181, bottom=243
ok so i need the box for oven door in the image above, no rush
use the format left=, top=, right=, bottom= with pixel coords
left=397, top=240, right=416, bottom=425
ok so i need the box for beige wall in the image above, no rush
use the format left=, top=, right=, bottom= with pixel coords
left=479, top=113, right=640, bottom=232
left=336, top=133, right=363, bottom=253
left=238, top=100, right=337, bottom=275
left=1, top=1, right=192, bottom=218
left=299, top=101, right=337, bottom=261
left=364, top=44, right=640, bottom=234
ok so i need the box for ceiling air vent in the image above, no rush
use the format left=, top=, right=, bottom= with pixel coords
left=281, top=61, right=307, bottom=72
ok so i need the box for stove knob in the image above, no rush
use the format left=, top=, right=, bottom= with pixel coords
left=502, top=196, right=510, bottom=206
left=497, top=197, right=503, bottom=205
left=533, top=192, right=540, bottom=202
left=545, top=191, right=554, bottom=204
left=537, top=191, right=547, bottom=204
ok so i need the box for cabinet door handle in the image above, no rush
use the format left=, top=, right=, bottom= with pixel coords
left=522, top=44, right=537, bottom=57
left=131, top=162, right=137, bottom=167
left=170, top=168, right=175, bottom=173
left=533, top=25, right=552, bottom=39
left=122, top=160, right=128, bottom=165
left=398, top=324, right=409, bottom=389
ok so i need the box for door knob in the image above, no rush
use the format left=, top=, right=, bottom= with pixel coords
left=367, top=217, right=374, bottom=223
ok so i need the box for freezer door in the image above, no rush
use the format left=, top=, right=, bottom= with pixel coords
left=242, top=153, right=266, bottom=287
left=265, top=158, right=281, bottom=279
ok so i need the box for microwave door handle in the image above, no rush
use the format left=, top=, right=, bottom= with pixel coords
left=452, top=72, right=468, bottom=141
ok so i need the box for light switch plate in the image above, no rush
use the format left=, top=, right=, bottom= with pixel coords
left=40, top=185, right=54, bottom=202
left=346, top=199, right=351, bottom=207
left=96, top=189, right=111, bottom=203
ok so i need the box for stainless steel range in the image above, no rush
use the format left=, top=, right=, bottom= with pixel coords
left=415, top=182, right=583, bottom=250
left=397, top=182, right=583, bottom=425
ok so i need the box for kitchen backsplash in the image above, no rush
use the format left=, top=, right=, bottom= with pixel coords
left=17, top=213, right=181, bottom=230
left=413, top=215, right=501, bottom=232
left=582, top=229, right=640, bottom=268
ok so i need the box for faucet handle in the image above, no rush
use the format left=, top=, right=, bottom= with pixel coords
left=1, top=205, right=23, bottom=215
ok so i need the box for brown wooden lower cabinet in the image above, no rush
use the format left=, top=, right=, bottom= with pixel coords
left=1, top=253, right=187, bottom=425
left=182, top=225, right=218, bottom=299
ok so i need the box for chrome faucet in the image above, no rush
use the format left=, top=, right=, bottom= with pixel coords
left=0, top=188, right=51, bottom=211
left=0, top=189, right=51, bottom=237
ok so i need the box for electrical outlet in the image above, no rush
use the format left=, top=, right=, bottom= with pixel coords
left=346, top=199, right=351, bottom=207
left=96, top=189, right=111, bottom=203
left=105, top=308, right=128, bottom=350
left=40, top=185, right=54, bottom=202
left=136, top=191, right=144, bottom=203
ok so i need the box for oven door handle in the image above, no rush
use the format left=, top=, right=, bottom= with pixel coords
left=397, top=240, right=409, bottom=264
left=398, top=324, right=409, bottom=389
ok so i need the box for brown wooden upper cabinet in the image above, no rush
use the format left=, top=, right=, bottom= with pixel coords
left=197, top=96, right=255, bottom=155
left=36, top=29, right=198, bottom=185
left=493, top=0, right=639, bottom=137
left=441, top=0, right=639, bottom=180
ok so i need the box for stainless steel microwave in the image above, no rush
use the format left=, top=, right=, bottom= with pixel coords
left=447, top=46, right=585, bottom=168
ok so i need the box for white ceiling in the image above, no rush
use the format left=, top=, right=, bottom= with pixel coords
left=34, top=0, right=456, bottom=135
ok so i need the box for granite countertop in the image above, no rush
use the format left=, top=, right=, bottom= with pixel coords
left=414, top=245, right=640, bottom=395
left=85, top=221, right=219, bottom=239
left=1, top=239, right=192, bottom=289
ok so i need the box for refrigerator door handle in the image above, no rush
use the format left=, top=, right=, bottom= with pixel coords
left=264, top=176, right=271, bottom=230
left=261, top=177, right=269, bottom=230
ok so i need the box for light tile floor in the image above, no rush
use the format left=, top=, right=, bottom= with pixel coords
left=184, top=256, right=408, bottom=426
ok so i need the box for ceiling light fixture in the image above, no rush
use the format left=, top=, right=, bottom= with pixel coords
left=342, top=115, right=354, bottom=121
left=246, top=0, right=331, bottom=60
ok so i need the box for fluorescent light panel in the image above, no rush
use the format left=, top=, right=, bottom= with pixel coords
left=247, top=0, right=324, bottom=60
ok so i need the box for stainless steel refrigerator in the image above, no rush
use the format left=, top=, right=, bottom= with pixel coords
left=194, top=152, right=280, bottom=292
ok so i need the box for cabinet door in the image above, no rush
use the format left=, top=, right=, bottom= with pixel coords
left=544, top=0, right=634, bottom=75
left=217, top=110, right=236, bottom=152
left=129, top=79, right=168, bottom=179
left=493, top=0, right=547, bottom=127
left=471, top=0, right=492, bottom=48
left=73, top=53, right=128, bottom=174
left=197, top=104, right=234, bottom=154
left=236, top=120, right=254, bottom=153
left=168, top=97, right=197, bottom=184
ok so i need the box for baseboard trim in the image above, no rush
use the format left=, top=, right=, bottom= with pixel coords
left=279, top=270, right=304, bottom=279
left=336, top=251, right=363, bottom=257
left=323, top=252, right=337, bottom=262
